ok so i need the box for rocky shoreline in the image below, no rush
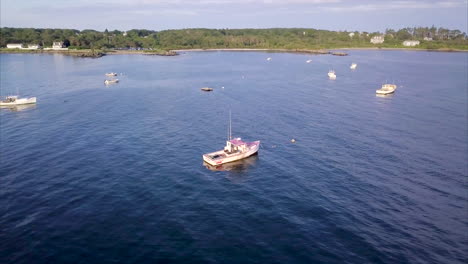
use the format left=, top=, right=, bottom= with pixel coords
left=1, top=47, right=466, bottom=58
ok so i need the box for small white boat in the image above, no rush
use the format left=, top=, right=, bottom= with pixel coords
left=266, top=57, right=272, bottom=61
left=306, top=59, right=312, bottom=63
left=328, top=70, right=336, bottom=80
left=201, top=87, right=213, bottom=92
left=350, top=63, right=357, bottom=70
left=105, top=72, right=117, bottom=76
left=0, top=96, right=36, bottom=106
left=203, top=138, right=260, bottom=166
left=203, top=113, right=260, bottom=166
left=376, top=84, right=397, bottom=95
left=104, top=79, right=119, bottom=85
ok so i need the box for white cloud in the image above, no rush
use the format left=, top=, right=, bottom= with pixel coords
left=320, top=1, right=466, bottom=12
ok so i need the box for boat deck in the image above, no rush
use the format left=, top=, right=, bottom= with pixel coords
left=206, top=150, right=242, bottom=160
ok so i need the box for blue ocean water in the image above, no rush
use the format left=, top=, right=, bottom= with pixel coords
left=0, top=50, right=467, bottom=264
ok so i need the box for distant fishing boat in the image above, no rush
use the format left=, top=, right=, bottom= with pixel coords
left=203, top=112, right=260, bottom=166
left=328, top=70, right=336, bottom=80
left=376, top=84, right=397, bottom=95
left=266, top=57, right=272, bottom=61
left=104, top=79, right=119, bottom=85
left=201, top=87, right=213, bottom=92
left=0, top=96, right=36, bottom=106
left=306, top=59, right=312, bottom=63
left=350, top=63, right=357, bottom=70
left=105, top=72, right=117, bottom=76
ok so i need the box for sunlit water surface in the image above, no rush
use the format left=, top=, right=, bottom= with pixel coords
left=1, top=51, right=467, bottom=264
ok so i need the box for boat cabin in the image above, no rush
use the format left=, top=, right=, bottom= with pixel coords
left=224, top=138, right=247, bottom=154
left=1, top=96, right=18, bottom=103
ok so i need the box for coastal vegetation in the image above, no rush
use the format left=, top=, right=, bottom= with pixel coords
left=1, top=27, right=467, bottom=51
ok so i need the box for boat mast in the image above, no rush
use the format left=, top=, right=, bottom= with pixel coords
left=229, top=110, right=232, bottom=140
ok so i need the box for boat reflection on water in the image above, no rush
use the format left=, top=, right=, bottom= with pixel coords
left=0, top=104, right=37, bottom=112
left=203, top=154, right=258, bottom=172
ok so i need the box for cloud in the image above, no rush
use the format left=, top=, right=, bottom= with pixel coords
left=318, top=0, right=466, bottom=12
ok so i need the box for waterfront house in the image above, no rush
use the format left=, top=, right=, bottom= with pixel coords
left=43, top=42, right=68, bottom=50
left=348, top=32, right=355, bottom=38
left=52, top=42, right=64, bottom=49
left=423, top=37, right=433, bottom=41
left=6, top=43, right=24, bottom=49
left=26, top=44, right=41, bottom=50
left=370, top=35, right=385, bottom=44
left=403, top=40, right=420, bottom=47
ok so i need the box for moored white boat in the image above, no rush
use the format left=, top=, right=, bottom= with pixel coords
left=104, top=79, right=119, bottom=85
left=350, top=63, right=357, bottom=70
left=203, top=138, right=260, bottom=166
left=306, top=59, right=312, bottom=63
left=328, top=70, right=336, bottom=80
left=105, top=72, right=117, bottom=76
left=0, top=96, right=37, bottom=106
left=376, top=84, right=397, bottom=95
left=266, top=57, right=272, bottom=61
left=203, top=112, right=260, bottom=166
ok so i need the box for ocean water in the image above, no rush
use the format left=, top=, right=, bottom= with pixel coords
left=0, top=50, right=467, bottom=264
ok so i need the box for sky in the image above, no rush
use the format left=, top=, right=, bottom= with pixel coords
left=1, top=0, right=467, bottom=32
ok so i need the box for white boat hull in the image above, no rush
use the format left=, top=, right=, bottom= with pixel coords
left=105, top=79, right=119, bottom=85
left=376, top=90, right=395, bottom=95
left=0, top=97, right=36, bottom=106
left=203, top=141, right=260, bottom=166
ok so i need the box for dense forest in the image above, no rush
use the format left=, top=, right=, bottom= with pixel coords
left=1, top=27, right=467, bottom=50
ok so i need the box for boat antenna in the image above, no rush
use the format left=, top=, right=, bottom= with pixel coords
left=229, top=110, right=232, bottom=140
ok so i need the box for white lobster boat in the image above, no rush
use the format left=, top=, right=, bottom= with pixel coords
left=105, top=72, right=117, bottom=76
left=0, top=96, right=37, bottom=106
left=376, top=84, right=397, bottom=95
left=350, top=63, right=357, bottom=70
left=328, top=70, right=336, bottom=80
left=104, top=79, right=119, bottom=85
left=203, top=113, right=260, bottom=166
left=203, top=138, right=260, bottom=166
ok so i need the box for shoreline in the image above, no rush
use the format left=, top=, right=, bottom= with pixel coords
left=1, top=47, right=466, bottom=56
left=331, top=47, right=468, bottom=52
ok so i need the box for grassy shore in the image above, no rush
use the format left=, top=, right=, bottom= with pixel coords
left=1, top=46, right=466, bottom=57
left=0, top=48, right=105, bottom=57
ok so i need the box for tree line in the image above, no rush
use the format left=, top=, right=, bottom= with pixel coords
left=1, top=27, right=467, bottom=50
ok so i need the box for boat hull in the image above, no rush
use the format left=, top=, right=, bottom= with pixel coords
left=104, top=79, right=119, bottom=84
left=376, top=90, right=395, bottom=95
left=0, top=97, right=36, bottom=106
left=203, top=141, right=260, bottom=166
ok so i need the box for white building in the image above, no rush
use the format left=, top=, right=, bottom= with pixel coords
left=348, top=32, right=355, bottom=38
left=6, top=43, right=24, bottom=49
left=25, top=44, right=41, bottom=50
left=423, top=37, right=433, bottom=41
left=403, top=40, right=420, bottom=47
left=52, top=42, right=64, bottom=49
left=44, top=42, right=68, bottom=50
left=370, top=35, right=385, bottom=44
